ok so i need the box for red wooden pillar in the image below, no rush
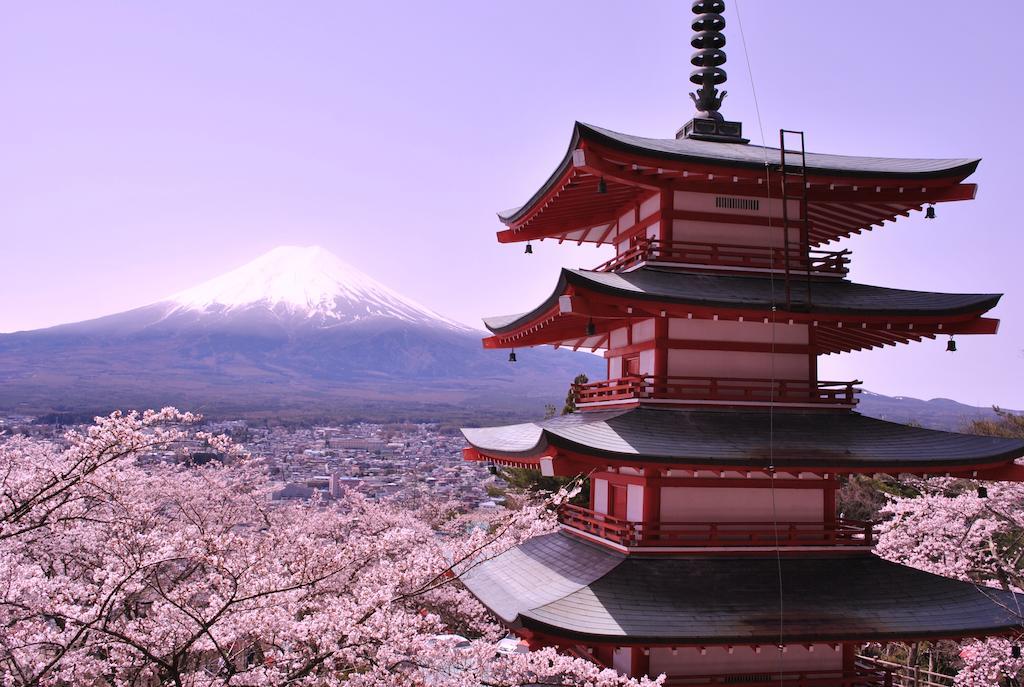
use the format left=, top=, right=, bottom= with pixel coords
left=823, top=474, right=837, bottom=526
left=642, top=471, right=661, bottom=543
left=630, top=646, right=650, bottom=679
left=593, top=645, right=614, bottom=669
left=660, top=188, right=673, bottom=243
left=654, top=317, right=669, bottom=380
left=842, top=642, right=855, bottom=675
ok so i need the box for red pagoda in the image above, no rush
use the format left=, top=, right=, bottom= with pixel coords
left=460, top=1, right=1024, bottom=684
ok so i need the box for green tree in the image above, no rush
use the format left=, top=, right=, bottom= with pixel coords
left=965, top=406, right=1024, bottom=439
left=495, top=467, right=589, bottom=507
left=562, top=373, right=589, bottom=415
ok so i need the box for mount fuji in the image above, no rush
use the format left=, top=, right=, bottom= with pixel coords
left=0, top=246, right=601, bottom=419
left=163, top=246, right=473, bottom=332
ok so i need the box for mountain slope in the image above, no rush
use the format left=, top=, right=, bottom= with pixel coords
left=0, top=246, right=602, bottom=418
left=855, top=391, right=1019, bottom=431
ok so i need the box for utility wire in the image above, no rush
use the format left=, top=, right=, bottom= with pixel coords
left=735, top=0, right=787, bottom=679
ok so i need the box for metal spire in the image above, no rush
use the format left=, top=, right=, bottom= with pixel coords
left=689, top=0, right=728, bottom=120
left=678, top=0, right=747, bottom=142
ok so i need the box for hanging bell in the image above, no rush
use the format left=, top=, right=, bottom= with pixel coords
left=977, top=485, right=988, bottom=499
left=597, top=177, right=608, bottom=194
left=1013, top=645, right=1021, bottom=659
left=586, top=319, right=596, bottom=336
left=946, top=336, right=957, bottom=352
left=925, top=205, right=936, bottom=219
left=508, top=350, right=517, bottom=363
left=525, top=243, right=533, bottom=254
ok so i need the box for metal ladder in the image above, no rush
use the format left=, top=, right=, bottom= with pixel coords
left=778, top=129, right=812, bottom=309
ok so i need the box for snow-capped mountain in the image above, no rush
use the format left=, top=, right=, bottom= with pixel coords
left=0, top=246, right=601, bottom=418
left=164, top=246, right=471, bottom=331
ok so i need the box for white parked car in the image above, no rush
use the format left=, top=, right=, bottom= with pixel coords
left=495, top=634, right=529, bottom=655
left=426, top=634, right=472, bottom=650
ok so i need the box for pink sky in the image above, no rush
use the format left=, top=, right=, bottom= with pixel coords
left=2, top=1, right=1023, bottom=407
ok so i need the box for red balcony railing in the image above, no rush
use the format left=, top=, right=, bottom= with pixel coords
left=573, top=376, right=861, bottom=408
left=559, top=503, right=876, bottom=549
left=595, top=238, right=851, bottom=276
left=664, top=668, right=891, bottom=687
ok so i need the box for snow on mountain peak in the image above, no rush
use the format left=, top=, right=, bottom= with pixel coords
left=167, top=245, right=470, bottom=330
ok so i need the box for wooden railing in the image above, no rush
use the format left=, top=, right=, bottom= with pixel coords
left=855, top=656, right=953, bottom=687
left=559, top=503, right=876, bottom=549
left=664, top=668, right=891, bottom=687
left=573, top=376, right=861, bottom=408
left=595, top=238, right=851, bottom=276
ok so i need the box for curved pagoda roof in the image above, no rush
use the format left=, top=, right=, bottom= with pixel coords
left=498, top=123, right=979, bottom=246
left=462, top=407, right=1024, bottom=474
left=462, top=531, right=1022, bottom=644
left=482, top=267, right=1000, bottom=353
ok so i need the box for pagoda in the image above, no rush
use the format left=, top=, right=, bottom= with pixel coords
left=459, top=1, right=1024, bottom=684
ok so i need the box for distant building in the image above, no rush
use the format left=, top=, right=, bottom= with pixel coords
left=331, top=438, right=385, bottom=452
left=329, top=473, right=362, bottom=498
left=271, top=483, right=316, bottom=501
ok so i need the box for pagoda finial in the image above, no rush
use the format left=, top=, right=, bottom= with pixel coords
left=689, top=0, right=728, bottom=120
left=677, top=0, right=747, bottom=142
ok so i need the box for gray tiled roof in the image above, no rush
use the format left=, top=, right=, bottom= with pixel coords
left=482, top=268, right=1001, bottom=333
left=461, top=407, right=1024, bottom=469
left=498, top=122, right=980, bottom=223
left=584, top=123, right=978, bottom=176
left=462, top=532, right=1022, bottom=643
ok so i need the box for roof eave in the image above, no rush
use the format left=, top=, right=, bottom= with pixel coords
left=515, top=614, right=1022, bottom=646
left=575, top=122, right=983, bottom=181
left=482, top=269, right=1003, bottom=338
left=497, top=123, right=587, bottom=226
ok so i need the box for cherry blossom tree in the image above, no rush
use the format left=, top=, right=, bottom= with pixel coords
left=0, top=409, right=663, bottom=687
left=876, top=477, right=1024, bottom=686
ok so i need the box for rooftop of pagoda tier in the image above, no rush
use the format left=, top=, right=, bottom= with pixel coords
left=497, top=123, right=978, bottom=246
left=461, top=407, right=1024, bottom=476
left=463, top=531, right=1023, bottom=644
left=482, top=267, right=1000, bottom=353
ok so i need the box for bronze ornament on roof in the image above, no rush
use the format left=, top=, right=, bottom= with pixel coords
left=689, top=0, right=728, bottom=119
left=679, top=0, right=747, bottom=142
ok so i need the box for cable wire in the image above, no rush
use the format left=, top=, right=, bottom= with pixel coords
left=735, top=0, right=787, bottom=678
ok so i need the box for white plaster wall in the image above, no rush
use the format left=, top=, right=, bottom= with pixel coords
left=670, top=220, right=802, bottom=248
left=665, top=349, right=809, bottom=379
left=627, top=484, right=644, bottom=522
left=593, top=479, right=609, bottom=515
left=673, top=190, right=800, bottom=218
left=649, top=645, right=840, bottom=676
left=671, top=189, right=800, bottom=251
left=632, top=319, right=656, bottom=343
left=610, top=326, right=630, bottom=349
left=639, top=349, right=655, bottom=375
left=619, top=209, right=636, bottom=232
left=640, top=194, right=661, bottom=219
left=659, top=486, right=823, bottom=522
left=668, top=318, right=808, bottom=344
left=609, top=356, right=623, bottom=378
left=613, top=647, right=632, bottom=675
left=670, top=219, right=789, bottom=248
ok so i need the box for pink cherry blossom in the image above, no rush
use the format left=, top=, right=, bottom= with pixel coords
left=0, top=409, right=663, bottom=687
left=876, top=476, right=1024, bottom=686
